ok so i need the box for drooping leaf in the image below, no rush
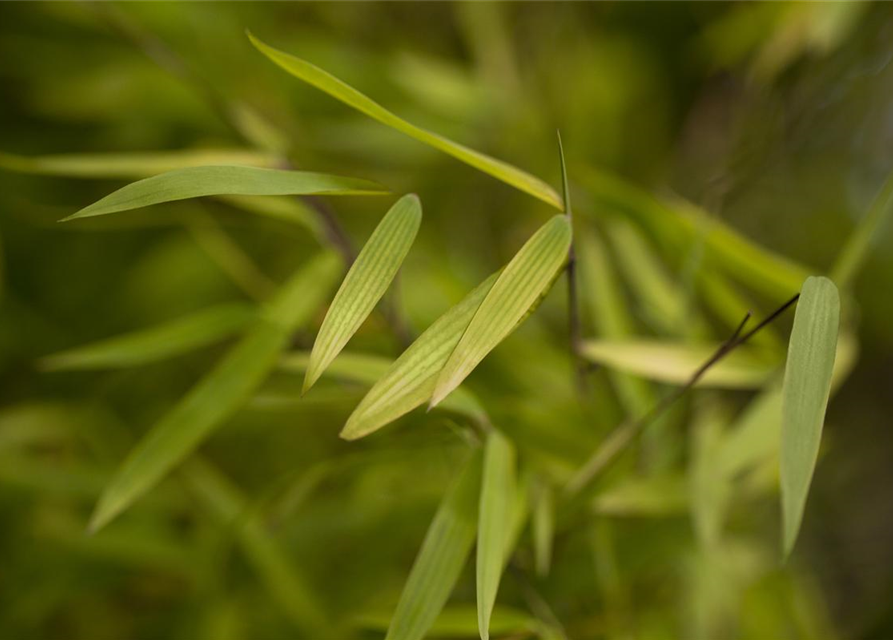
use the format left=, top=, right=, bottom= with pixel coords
left=40, top=303, right=254, bottom=371
left=304, top=194, right=422, bottom=392
left=580, top=339, right=778, bottom=389
left=64, top=166, right=388, bottom=221
left=340, top=272, right=499, bottom=440
left=247, top=32, right=561, bottom=210
left=88, top=252, right=341, bottom=533
left=386, top=449, right=483, bottom=640
left=781, top=276, right=840, bottom=558
left=430, top=215, right=572, bottom=407
left=477, top=430, right=516, bottom=640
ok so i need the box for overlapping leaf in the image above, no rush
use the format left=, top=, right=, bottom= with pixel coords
left=304, top=194, right=422, bottom=392
left=781, top=276, right=839, bottom=558
left=430, top=215, right=572, bottom=408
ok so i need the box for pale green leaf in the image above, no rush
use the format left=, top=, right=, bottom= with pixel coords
left=477, top=430, right=516, bottom=640
left=340, top=272, right=499, bottom=440
left=304, top=194, right=422, bottom=392
left=88, top=252, right=341, bottom=533
left=248, top=32, right=561, bottom=209
left=386, top=449, right=483, bottom=640
left=39, top=303, right=254, bottom=371
left=581, top=339, right=777, bottom=389
left=64, top=166, right=388, bottom=221
left=593, top=475, right=688, bottom=517
left=781, top=276, right=840, bottom=558
left=430, top=215, right=571, bottom=407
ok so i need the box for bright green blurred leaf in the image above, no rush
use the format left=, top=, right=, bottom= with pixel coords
left=593, top=474, right=688, bottom=517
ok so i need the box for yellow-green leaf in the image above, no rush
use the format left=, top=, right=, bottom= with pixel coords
left=64, top=166, right=388, bottom=221
left=477, top=430, right=515, bottom=640
left=593, top=475, right=688, bottom=517
left=580, top=339, right=778, bottom=389
left=247, top=32, right=561, bottom=209
left=340, top=272, right=499, bottom=440
left=430, top=216, right=571, bottom=407
left=39, top=303, right=254, bottom=371
left=304, top=194, right=422, bottom=392
left=386, top=449, right=483, bottom=640
left=781, top=276, right=839, bottom=558
left=532, top=481, right=555, bottom=578
left=88, top=252, right=341, bottom=533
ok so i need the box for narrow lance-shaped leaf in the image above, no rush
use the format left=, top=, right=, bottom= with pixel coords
left=341, top=271, right=499, bottom=440
left=304, top=194, right=422, bottom=392
left=477, top=430, right=516, bottom=640
left=386, top=449, right=483, bottom=640
left=533, top=481, right=555, bottom=577
left=64, top=166, right=388, bottom=221
left=431, top=215, right=572, bottom=407
left=40, top=303, right=255, bottom=371
left=781, top=276, right=839, bottom=558
left=247, top=32, right=561, bottom=210
left=88, top=252, right=341, bottom=533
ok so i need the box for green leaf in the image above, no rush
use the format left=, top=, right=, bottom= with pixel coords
left=88, top=252, right=341, bottom=533
left=64, top=166, right=388, bottom=221
left=356, top=605, right=536, bottom=637
left=781, top=276, right=840, bottom=558
left=386, top=449, right=483, bottom=640
left=592, top=475, right=688, bottom=517
left=430, top=215, right=571, bottom=407
left=340, top=272, right=499, bottom=440
left=477, top=430, right=516, bottom=640
left=580, top=339, right=778, bottom=389
left=532, top=481, right=555, bottom=577
left=0, top=148, right=280, bottom=178
left=304, top=194, right=422, bottom=392
left=247, top=32, right=561, bottom=210
left=39, top=303, right=254, bottom=371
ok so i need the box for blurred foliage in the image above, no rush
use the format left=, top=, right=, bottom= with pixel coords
left=1, top=2, right=892, bottom=639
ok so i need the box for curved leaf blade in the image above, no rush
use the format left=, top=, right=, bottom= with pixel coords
left=88, top=252, right=341, bottom=533
left=430, top=215, right=572, bottom=407
left=64, top=166, right=388, bottom=221
left=304, top=194, right=422, bottom=392
left=781, top=276, right=839, bottom=558
left=247, top=32, right=561, bottom=210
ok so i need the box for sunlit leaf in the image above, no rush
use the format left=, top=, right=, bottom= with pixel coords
left=781, top=276, right=839, bottom=558
left=64, top=166, right=388, bottom=221
left=430, top=215, right=571, bottom=407
left=39, top=303, right=254, bottom=371
left=88, top=252, right=341, bottom=533
left=580, top=339, right=778, bottom=389
left=304, top=194, right=422, bottom=392
left=386, top=449, right=482, bottom=640
left=477, top=429, right=515, bottom=640
left=248, top=32, right=561, bottom=209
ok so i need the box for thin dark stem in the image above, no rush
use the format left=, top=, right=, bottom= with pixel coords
left=565, top=293, right=800, bottom=495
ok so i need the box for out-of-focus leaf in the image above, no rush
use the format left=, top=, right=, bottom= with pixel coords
left=64, top=166, right=388, bottom=220
left=581, top=339, right=778, bottom=389
left=88, top=252, right=341, bottom=533
left=356, top=604, right=536, bottom=637
left=340, top=272, right=498, bottom=440
left=217, top=195, right=324, bottom=238
left=781, top=276, right=839, bottom=558
left=697, top=271, right=783, bottom=351
left=0, top=148, right=280, bottom=178
left=386, top=449, right=482, bottom=640
left=39, top=303, right=254, bottom=371
left=477, top=429, right=515, bottom=640
left=831, top=168, right=893, bottom=289
left=304, top=194, right=422, bottom=392
left=689, top=402, right=731, bottom=549
left=533, top=481, right=555, bottom=577
left=431, top=216, right=571, bottom=407
left=592, top=475, right=688, bottom=517
left=248, top=32, right=561, bottom=210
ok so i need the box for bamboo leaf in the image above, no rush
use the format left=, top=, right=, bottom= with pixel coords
left=357, top=605, right=536, bottom=637
left=581, top=339, right=777, bottom=389
left=593, top=475, right=688, bottom=517
left=39, top=303, right=254, bottom=371
left=477, top=430, right=516, bottom=640
left=64, top=166, right=388, bottom=221
left=247, top=32, right=561, bottom=209
left=430, top=215, right=572, bottom=408
left=781, top=276, right=839, bottom=558
left=340, top=272, right=499, bottom=440
left=533, top=481, right=555, bottom=578
left=304, top=194, right=422, bottom=392
left=88, top=252, right=341, bottom=533
left=386, top=449, right=483, bottom=640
